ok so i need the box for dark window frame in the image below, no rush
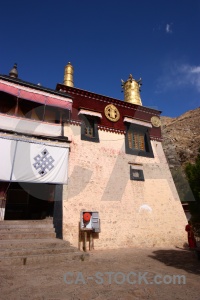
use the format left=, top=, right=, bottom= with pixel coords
left=80, top=115, right=99, bottom=143
left=44, top=105, right=61, bottom=124
left=125, top=123, right=154, bottom=158
left=130, top=167, right=145, bottom=181
left=18, top=99, right=44, bottom=120
left=0, top=91, right=16, bottom=115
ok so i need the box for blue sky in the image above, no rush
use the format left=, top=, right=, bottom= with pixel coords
left=0, top=0, right=200, bottom=117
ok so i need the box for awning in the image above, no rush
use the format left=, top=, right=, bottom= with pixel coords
left=123, top=117, right=152, bottom=128
left=0, top=80, right=72, bottom=110
left=78, top=109, right=102, bottom=118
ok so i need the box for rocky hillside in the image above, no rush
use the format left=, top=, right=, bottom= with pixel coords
left=161, top=107, right=200, bottom=202
left=161, top=107, right=200, bottom=170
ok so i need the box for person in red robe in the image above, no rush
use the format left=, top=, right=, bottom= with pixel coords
left=185, top=221, right=197, bottom=249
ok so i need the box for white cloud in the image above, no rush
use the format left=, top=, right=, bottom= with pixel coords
left=153, top=22, right=173, bottom=33
left=156, top=63, right=200, bottom=93
left=166, top=23, right=173, bottom=33
left=190, top=66, right=200, bottom=74
left=178, top=64, right=200, bottom=91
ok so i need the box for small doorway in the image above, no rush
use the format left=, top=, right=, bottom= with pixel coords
left=4, top=182, right=55, bottom=220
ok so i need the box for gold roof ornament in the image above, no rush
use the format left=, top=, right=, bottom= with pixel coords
left=9, top=63, right=18, bottom=78
left=63, top=62, right=74, bottom=87
left=121, top=74, right=142, bottom=106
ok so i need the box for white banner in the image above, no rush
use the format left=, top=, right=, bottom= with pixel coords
left=0, top=137, right=69, bottom=184
left=0, top=138, right=16, bottom=181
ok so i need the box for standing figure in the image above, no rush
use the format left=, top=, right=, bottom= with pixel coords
left=185, top=221, right=197, bottom=249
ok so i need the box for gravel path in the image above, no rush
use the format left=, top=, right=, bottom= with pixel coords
left=0, top=247, right=200, bottom=300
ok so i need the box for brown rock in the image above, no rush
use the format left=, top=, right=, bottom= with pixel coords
left=161, top=107, right=200, bottom=169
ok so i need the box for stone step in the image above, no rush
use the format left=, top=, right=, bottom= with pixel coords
left=0, top=224, right=54, bottom=229
left=0, top=238, right=71, bottom=250
left=0, top=227, right=54, bottom=233
left=0, top=219, right=53, bottom=225
left=0, top=246, right=75, bottom=257
left=0, top=232, right=56, bottom=240
left=0, top=220, right=89, bottom=266
left=0, top=251, right=89, bottom=266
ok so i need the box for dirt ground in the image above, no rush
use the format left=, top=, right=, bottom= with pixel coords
left=0, top=247, right=200, bottom=300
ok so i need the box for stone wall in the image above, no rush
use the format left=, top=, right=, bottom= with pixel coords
left=62, top=124, right=187, bottom=249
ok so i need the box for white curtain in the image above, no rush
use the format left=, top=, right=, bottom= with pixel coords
left=0, top=137, right=69, bottom=184
left=0, top=138, right=16, bottom=180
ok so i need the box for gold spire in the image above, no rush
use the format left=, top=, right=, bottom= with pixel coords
left=63, top=62, right=74, bottom=87
left=121, top=74, right=142, bottom=106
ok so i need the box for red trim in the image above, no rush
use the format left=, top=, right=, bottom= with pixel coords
left=57, top=84, right=162, bottom=140
left=0, top=82, right=19, bottom=97
left=19, top=89, right=45, bottom=104
left=46, top=96, right=72, bottom=110
left=57, top=84, right=162, bottom=115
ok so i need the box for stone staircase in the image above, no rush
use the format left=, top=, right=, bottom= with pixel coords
left=0, top=219, right=88, bottom=266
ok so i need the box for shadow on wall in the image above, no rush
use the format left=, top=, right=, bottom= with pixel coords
left=68, top=166, right=93, bottom=199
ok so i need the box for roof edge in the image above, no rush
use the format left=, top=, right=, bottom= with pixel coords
left=56, top=83, right=162, bottom=115
left=0, top=75, right=72, bottom=99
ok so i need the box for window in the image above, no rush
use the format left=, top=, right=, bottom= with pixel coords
left=0, top=92, right=16, bottom=115
left=18, top=99, right=44, bottom=120
left=125, top=124, right=154, bottom=158
left=84, top=118, right=94, bottom=137
left=81, top=115, right=99, bottom=142
left=130, top=166, right=144, bottom=181
left=44, top=106, right=61, bottom=124
left=128, top=131, right=145, bottom=151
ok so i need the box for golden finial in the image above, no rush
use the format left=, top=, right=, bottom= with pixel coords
left=121, top=74, right=142, bottom=105
left=63, top=62, right=74, bottom=87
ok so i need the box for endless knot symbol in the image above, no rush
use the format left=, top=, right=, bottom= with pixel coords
left=33, top=148, right=55, bottom=177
